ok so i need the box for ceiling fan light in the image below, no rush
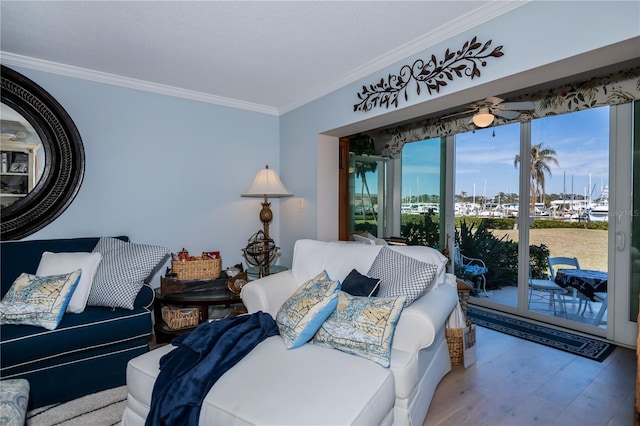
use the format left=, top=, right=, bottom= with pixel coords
left=473, top=110, right=494, bottom=128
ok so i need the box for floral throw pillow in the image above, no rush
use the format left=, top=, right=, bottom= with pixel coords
left=0, top=270, right=81, bottom=330
left=276, top=270, right=340, bottom=349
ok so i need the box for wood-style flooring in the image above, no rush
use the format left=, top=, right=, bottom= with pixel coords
left=424, top=326, right=635, bottom=426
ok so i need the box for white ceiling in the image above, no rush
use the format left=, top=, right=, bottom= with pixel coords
left=1, top=1, right=528, bottom=115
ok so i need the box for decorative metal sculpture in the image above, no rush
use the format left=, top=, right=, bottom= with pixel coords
left=242, top=230, right=279, bottom=278
left=354, top=37, right=504, bottom=112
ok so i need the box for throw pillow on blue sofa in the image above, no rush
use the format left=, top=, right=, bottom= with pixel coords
left=36, top=251, right=103, bottom=313
left=88, top=237, right=169, bottom=310
left=0, top=269, right=81, bottom=330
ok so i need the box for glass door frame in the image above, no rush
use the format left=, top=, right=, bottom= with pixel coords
left=610, top=102, right=636, bottom=347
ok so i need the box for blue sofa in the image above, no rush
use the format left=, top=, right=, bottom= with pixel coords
left=0, top=236, right=155, bottom=409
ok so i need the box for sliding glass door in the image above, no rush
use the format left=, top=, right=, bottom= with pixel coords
left=450, top=104, right=637, bottom=343
left=525, top=108, right=609, bottom=331
left=449, top=107, right=619, bottom=337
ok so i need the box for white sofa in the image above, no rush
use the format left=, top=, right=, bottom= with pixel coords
left=121, top=239, right=458, bottom=425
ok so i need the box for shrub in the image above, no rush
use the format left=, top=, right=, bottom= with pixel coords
left=456, top=219, right=517, bottom=287
left=401, top=213, right=440, bottom=248
left=529, top=244, right=551, bottom=279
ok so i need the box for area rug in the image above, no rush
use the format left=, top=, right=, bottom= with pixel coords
left=467, top=306, right=616, bottom=362
left=26, top=385, right=126, bottom=426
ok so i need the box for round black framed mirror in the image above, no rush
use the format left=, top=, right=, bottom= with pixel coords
left=1, top=65, right=85, bottom=240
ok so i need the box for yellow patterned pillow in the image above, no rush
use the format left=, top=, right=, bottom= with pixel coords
left=276, top=270, right=340, bottom=349
left=0, top=270, right=81, bottom=330
left=312, top=290, right=405, bottom=367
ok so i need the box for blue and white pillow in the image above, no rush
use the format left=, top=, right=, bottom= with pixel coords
left=0, top=270, right=82, bottom=330
left=368, top=246, right=438, bottom=306
left=0, top=379, right=29, bottom=425
left=88, top=237, right=169, bottom=310
left=276, top=270, right=340, bottom=349
left=313, top=291, right=405, bottom=367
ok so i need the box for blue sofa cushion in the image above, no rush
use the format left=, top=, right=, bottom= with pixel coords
left=0, top=302, right=152, bottom=374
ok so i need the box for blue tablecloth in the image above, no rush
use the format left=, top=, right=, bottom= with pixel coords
left=554, top=269, right=607, bottom=302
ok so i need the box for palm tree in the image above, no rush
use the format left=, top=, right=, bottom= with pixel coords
left=350, top=135, right=378, bottom=221
left=514, top=143, right=559, bottom=211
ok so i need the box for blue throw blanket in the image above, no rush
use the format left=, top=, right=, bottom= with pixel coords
left=145, top=311, right=279, bottom=426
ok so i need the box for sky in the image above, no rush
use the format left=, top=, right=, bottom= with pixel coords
left=357, top=106, right=610, bottom=203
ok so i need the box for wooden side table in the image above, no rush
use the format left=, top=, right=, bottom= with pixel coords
left=153, top=277, right=246, bottom=344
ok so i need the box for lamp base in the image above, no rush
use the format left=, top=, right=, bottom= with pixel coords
left=259, top=196, right=273, bottom=237
left=242, top=230, right=279, bottom=278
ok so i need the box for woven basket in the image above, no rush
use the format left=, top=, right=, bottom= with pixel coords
left=171, top=257, right=221, bottom=280
left=446, top=327, right=465, bottom=366
left=161, top=305, right=199, bottom=330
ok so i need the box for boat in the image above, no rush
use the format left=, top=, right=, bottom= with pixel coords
left=588, top=185, right=609, bottom=222
left=589, top=203, right=609, bottom=222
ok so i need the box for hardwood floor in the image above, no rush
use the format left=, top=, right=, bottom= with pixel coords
left=424, top=326, right=635, bottom=426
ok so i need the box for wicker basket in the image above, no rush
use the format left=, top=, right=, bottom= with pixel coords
left=161, top=305, right=199, bottom=330
left=446, top=322, right=476, bottom=367
left=171, top=257, right=221, bottom=280
left=446, top=327, right=465, bottom=366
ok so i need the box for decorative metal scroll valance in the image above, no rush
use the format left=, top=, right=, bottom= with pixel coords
left=354, top=37, right=504, bottom=112
left=375, top=66, right=640, bottom=155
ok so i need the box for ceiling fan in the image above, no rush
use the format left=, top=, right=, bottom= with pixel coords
left=442, top=97, right=536, bottom=128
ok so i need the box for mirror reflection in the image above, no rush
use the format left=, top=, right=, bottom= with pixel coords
left=0, top=103, right=44, bottom=208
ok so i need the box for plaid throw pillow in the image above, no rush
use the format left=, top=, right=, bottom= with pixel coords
left=367, top=246, right=438, bottom=306
left=87, top=237, right=169, bottom=310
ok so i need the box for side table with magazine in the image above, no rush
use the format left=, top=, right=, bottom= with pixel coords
left=153, top=276, right=247, bottom=344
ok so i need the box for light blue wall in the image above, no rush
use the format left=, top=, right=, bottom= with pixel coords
left=278, top=0, right=640, bottom=266
left=13, top=66, right=280, bottom=282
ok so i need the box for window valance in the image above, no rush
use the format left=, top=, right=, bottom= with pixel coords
left=375, top=67, right=640, bottom=155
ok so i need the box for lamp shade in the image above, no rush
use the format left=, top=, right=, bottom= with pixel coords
left=472, top=107, right=495, bottom=128
left=242, top=165, right=293, bottom=198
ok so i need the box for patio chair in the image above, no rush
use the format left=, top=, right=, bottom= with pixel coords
left=548, top=256, right=585, bottom=313
left=528, top=268, right=567, bottom=318
left=454, top=244, right=488, bottom=296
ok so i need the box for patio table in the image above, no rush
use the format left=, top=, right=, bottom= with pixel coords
left=554, top=269, right=607, bottom=302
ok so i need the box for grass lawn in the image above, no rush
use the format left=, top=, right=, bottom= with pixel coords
left=492, top=228, right=608, bottom=271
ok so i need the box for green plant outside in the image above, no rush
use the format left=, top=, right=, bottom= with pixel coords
left=377, top=214, right=608, bottom=289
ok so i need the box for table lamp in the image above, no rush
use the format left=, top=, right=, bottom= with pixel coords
left=241, top=165, right=292, bottom=276
left=241, top=165, right=293, bottom=238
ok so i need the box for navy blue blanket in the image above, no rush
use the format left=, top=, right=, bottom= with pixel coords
left=145, top=312, right=279, bottom=426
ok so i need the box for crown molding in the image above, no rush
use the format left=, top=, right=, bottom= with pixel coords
left=277, top=1, right=530, bottom=114
left=0, top=52, right=280, bottom=116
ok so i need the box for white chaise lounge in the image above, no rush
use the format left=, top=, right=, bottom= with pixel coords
left=121, top=239, right=458, bottom=425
